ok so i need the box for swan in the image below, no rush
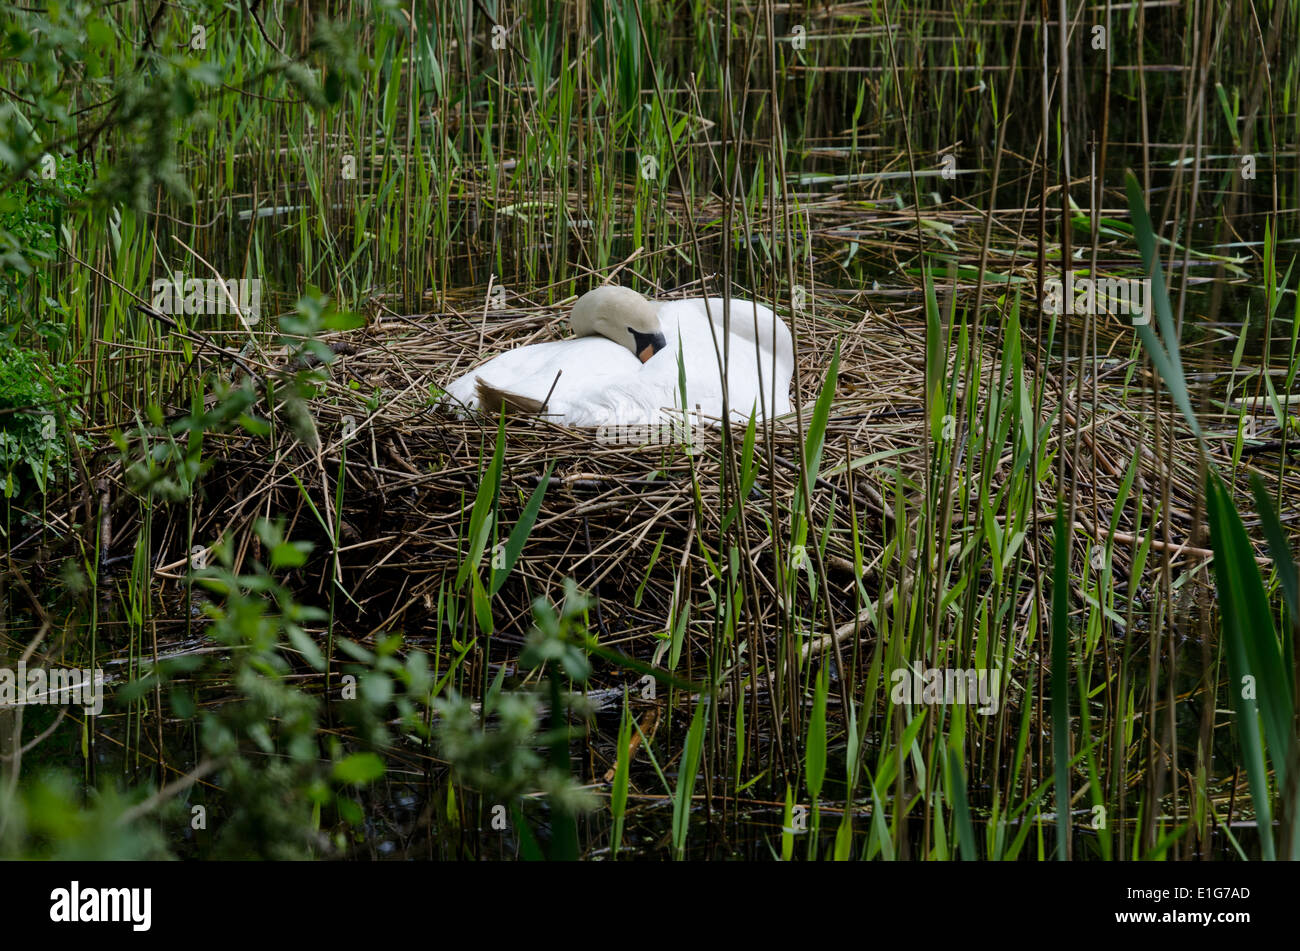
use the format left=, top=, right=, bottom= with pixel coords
left=442, top=285, right=794, bottom=427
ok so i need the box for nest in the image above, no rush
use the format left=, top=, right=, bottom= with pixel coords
left=125, top=288, right=1235, bottom=690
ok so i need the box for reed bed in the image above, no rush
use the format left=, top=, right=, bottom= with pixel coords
left=36, top=277, right=1283, bottom=858
left=3, top=0, right=1298, bottom=859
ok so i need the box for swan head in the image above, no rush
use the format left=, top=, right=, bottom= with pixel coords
left=570, top=285, right=667, bottom=363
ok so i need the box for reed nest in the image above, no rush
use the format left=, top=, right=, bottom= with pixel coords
left=108, top=287, right=1252, bottom=695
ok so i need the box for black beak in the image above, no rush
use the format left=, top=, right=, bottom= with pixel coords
left=630, top=328, right=667, bottom=363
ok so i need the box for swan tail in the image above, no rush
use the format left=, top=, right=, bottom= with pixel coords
left=475, top=377, right=548, bottom=416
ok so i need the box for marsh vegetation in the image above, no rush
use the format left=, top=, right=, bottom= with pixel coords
left=1, top=0, right=1298, bottom=860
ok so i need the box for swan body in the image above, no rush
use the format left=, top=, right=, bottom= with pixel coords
left=443, top=288, right=793, bottom=427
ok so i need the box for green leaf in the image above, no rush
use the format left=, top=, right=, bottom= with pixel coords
left=286, top=625, right=326, bottom=671
left=1250, top=473, right=1300, bottom=624
left=610, top=692, right=633, bottom=860
left=490, top=463, right=552, bottom=595
left=333, top=752, right=385, bottom=785
left=1123, top=172, right=1202, bottom=441
left=270, top=540, right=311, bottom=569
left=805, top=664, right=828, bottom=801
left=947, top=746, right=977, bottom=860
left=1207, top=471, right=1292, bottom=860
left=671, top=698, right=708, bottom=860
left=781, top=783, right=796, bottom=861
left=800, top=342, right=839, bottom=503
left=471, top=570, right=493, bottom=634
left=511, top=802, right=544, bottom=861
left=457, top=414, right=506, bottom=588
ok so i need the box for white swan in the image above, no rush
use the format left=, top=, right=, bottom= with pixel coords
left=442, top=285, right=793, bottom=426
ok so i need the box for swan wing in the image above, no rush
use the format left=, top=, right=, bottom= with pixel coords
left=443, top=337, right=642, bottom=422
